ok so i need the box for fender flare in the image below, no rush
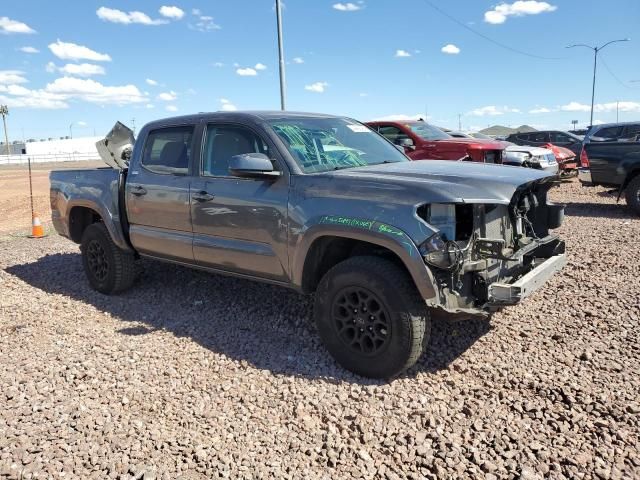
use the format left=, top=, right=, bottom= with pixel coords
left=65, top=199, right=132, bottom=252
left=291, top=219, right=438, bottom=302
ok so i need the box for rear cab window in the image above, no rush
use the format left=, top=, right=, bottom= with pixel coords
left=142, top=126, right=194, bottom=175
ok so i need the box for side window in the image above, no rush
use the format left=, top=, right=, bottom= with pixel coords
left=378, top=126, right=408, bottom=144
left=531, top=132, right=548, bottom=143
left=142, top=126, right=193, bottom=175
left=550, top=132, right=571, bottom=143
left=517, top=133, right=531, bottom=142
left=202, top=125, right=271, bottom=177
left=623, top=124, right=640, bottom=138
left=594, top=126, right=623, bottom=139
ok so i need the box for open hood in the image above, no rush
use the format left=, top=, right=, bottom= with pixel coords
left=96, top=121, right=135, bottom=170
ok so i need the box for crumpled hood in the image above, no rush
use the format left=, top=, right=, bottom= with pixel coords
left=308, top=160, right=554, bottom=205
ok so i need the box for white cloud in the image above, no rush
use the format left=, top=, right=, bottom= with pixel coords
left=359, top=92, right=368, bottom=97
left=467, top=105, right=521, bottom=116
left=190, top=13, right=221, bottom=32
left=304, top=81, right=329, bottom=93
left=0, top=17, right=36, bottom=34
left=441, top=44, right=460, bottom=55
left=45, top=62, right=57, bottom=73
left=213, top=62, right=224, bottom=67
left=19, top=46, right=39, bottom=54
left=77, top=121, right=88, bottom=127
left=192, top=9, right=201, bottom=15
left=560, top=101, right=640, bottom=113
left=157, top=91, right=177, bottom=101
left=146, top=78, right=158, bottom=86
left=0, top=84, right=68, bottom=109
left=96, top=7, right=167, bottom=25
left=45, top=77, right=147, bottom=105
left=146, top=103, right=155, bottom=109
left=255, top=63, right=267, bottom=71
left=292, top=57, right=304, bottom=64
left=529, top=106, right=551, bottom=113
left=59, top=63, right=106, bottom=77
left=484, top=1, right=557, bottom=24
left=220, top=98, right=237, bottom=111
left=0, top=70, right=28, bottom=84
left=159, top=6, right=185, bottom=19
left=236, top=67, right=257, bottom=76
left=48, top=40, right=112, bottom=62
left=333, top=2, right=363, bottom=11
left=395, top=49, right=411, bottom=58
left=166, top=105, right=178, bottom=112
left=372, top=114, right=425, bottom=121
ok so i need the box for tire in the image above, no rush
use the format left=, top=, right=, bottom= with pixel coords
left=80, top=222, right=136, bottom=294
left=314, top=256, right=431, bottom=379
left=624, top=175, right=640, bottom=216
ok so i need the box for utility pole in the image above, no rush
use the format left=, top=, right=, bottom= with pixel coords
left=275, top=0, right=286, bottom=110
left=458, top=113, right=462, bottom=131
left=566, top=38, right=630, bottom=127
left=69, top=122, right=74, bottom=139
left=132, top=117, right=136, bottom=136
left=1, top=105, right=10, bottom=156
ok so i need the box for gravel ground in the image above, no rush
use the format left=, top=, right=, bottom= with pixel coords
left=1, top=179, right=639, bottom=479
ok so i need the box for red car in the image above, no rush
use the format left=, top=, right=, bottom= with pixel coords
left=367, top=120, right=505, bottom=163
left=543, top=143, right=578, bottom=176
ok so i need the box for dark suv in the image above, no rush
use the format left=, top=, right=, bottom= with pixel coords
left=585, top=121, right=640, bottom=143
left=506, top=130, right=583, bottom=157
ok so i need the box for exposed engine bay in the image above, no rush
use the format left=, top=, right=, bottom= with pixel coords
left=417, top=181, right=565, bottom=314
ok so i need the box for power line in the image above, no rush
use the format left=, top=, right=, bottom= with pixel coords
left=600, top=57, right=639, bottom=89
left=420, top=0, right=567, bottom=60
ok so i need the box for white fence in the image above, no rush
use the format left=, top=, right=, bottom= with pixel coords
left=0, top=152, right=101, bottom=165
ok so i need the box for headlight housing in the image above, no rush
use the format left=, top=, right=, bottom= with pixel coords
left=419, top=233, right=457, bottom=270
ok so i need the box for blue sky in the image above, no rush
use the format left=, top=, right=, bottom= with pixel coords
left=1, top=0, right=639, bottom=139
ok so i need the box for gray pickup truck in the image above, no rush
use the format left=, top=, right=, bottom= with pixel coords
left=50, top=111, right=566, bottom=378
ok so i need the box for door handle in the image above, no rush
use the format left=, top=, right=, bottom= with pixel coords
left=192, top=191, right=215, bottom=202
left=130, top=184, right=147, bottom=196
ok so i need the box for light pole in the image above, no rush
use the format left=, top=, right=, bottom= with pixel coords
left=275, top=0, right=286, bottom=110
left=1, top=105, right=10, bottom=156
left=69, top=122, right=74, bottom=139
left=566, top=38, right=630, bottom=127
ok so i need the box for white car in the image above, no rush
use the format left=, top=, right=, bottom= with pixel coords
left=503, top=145, right=559, bottom=174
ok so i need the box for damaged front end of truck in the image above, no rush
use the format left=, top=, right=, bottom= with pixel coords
left=416, top=179, right=566, bottom=316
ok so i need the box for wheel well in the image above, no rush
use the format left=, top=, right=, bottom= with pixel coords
left=301, top=236, right=410, bottom=294
left=69, top=207, right=102, bottom=243
left=622, top=168, right=640, bottom=191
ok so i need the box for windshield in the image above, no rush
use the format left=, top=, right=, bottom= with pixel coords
left=267, top=117, right=408, bottom=173
left=406, top=122, right=451, bottom=141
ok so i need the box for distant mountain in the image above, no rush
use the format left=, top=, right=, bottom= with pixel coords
left=478, top=124, right=538, bottom=136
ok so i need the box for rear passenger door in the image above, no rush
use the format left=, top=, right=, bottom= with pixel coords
left=190, top=123, right=289, bottom=281
left=126, top=125, right=197, bottom=263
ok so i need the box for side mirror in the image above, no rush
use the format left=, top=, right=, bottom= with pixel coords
left=396, top=137, right=415, bottom=149
left=228, top=153, right=281, bottom=179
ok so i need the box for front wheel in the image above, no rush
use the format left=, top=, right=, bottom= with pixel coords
left=314, top=256, right=431, bottom=379
left=625, top=175, right=640, bottom=216
left=80, top=223, right=136, bottom=294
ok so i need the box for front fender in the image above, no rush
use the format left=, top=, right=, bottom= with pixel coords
left=291, top=216, right=438, bottom=302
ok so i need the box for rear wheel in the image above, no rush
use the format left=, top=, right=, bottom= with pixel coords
left=314, top=256, right=430, bottom=379
left=625, top=175, right=640, bottom=216
left=80, top=223, right=135, bottom=294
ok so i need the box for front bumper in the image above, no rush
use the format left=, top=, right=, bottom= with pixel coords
left=578, top=168, right=592, bottom=184
left=487, top=254, right=567, bottom=305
